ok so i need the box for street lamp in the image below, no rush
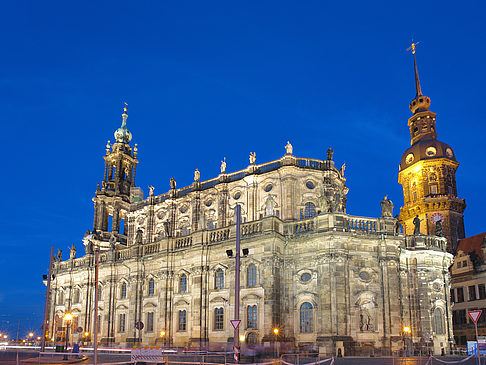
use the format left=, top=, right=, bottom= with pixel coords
left=63, top=312, right=73, bottom=360
left=273, top=328, right=279, bottom=359
left=160, top=330, right=166, bottom=346
left=403, top=326, right=411, bottom=357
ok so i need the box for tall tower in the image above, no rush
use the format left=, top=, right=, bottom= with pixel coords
left=398, top=44, right=466, bottom=251
left=90, top=105, right=139, bottom=248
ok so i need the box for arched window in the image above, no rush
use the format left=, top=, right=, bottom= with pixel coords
left=300, top=302, right=313, bottom=333
left=214, top=308, right=224, bottom=330
left=215, top=269, right=224, bottom=290
left=304, top=203, right=316, bottom=219
left=246, top=332, right=258, bottom=344
left=247, top=305, right=258, bottom=329
left=247, top=264, right=257, bottom=287
left=98, top=287, right=102, bottom=301
left=148, top=278, right=155, bottom=296
left=178, top=310, right=187, bottom=331
left=180, top=274, right=188, bottom=294
left=59, top=291, right=64, bottom=305
left=121, top=283, right=127, bottom=299
left=74, top=289, right=80, bottom=303
left=433, top=308, right=445, bottom=335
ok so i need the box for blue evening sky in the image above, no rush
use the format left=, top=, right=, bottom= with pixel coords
left=0, top=1, right=485, bottom=337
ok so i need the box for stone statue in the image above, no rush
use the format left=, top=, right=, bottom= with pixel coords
left=394, top=215, right=402, bottom=234
left=194, top=169, right=200, bottom=182
left=327, top=146, right=333, bottom=161
left=340, top=163, right=346, bottom=175
left=264, top=195, right=276, bottom=217
left=413, top=215, right=423, bottom=235
left=109, top=234, right=117, bottom=250
left=149, top=185, right=155, bottom=197
left=135, top=229, right=143, bottom=244
left=170, top=177, right=176, bottom=190
left=69, top=244, right=76, bottom=260
left=249, top=152, right=256, bottom=165
left=57, top=248, right=62, bottom=262
left=221, top=157, right=227, bottom=174
left=285, top=141, right=293, bottom=155
left=84, top=229, right=90, bottom=238
left=163, top=221, right=171, bottom=238
left=380, top=195, right=394, bottom=218
left=85, top=239, right=94, bottom=255
left=435, top=219, right=443, bottom=237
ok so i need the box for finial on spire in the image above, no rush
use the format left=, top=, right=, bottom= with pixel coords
left=123, top=102, right=128, bottom=114
left=114, top=102, right=132, bottom=143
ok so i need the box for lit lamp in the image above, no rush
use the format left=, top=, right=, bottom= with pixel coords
left=273, top=328, right=279, bottom=359
left=403, top=326, right=411, bottom=357
left=63, top=312, right=73, bottom=359
left=160, top=330, right=166, bottom=346
left=239, top=335, right=245, bottom=342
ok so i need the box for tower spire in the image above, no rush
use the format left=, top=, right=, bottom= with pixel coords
left=413, top=52, right=422, bottom=97
left=114, top=102, right=132, bottom=143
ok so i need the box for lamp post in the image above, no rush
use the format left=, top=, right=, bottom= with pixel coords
left=160, top=331, right=166, bottom=347
left=273, top=328, right=279, bottom=359
left=403, top=326, right=411, bottom=357
left=63, top=312, right=73, bottom=360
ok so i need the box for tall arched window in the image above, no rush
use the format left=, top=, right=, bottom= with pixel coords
left=74, top=289, right=80, bottom=303
left=148, top=278, right=155, bottom=296
left=215, top=269, right=224, bottom=290
left=433, top=307, right=445, bottom=335
left=304, top=203, right=316, bottom=219
left=247, top=264, right=257, bottom=287
left=121, top=283, right=127, bottom=299
left=178, top=310, right=187, bottom=331
left=247, top=305, right=258, bottom=329
left=214, top=308, right=224, bottom=330
left=300, top=302, right=313, bottom=333
left=180, top=274, right=188, bottom=294
left=98, top=287, right=103, bottom=301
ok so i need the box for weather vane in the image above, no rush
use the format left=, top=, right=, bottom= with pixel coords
left=406, top=40, right=420, bottom=54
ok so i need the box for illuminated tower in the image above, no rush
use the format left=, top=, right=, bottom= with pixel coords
left=398, top=44, right=466, bottom=251
left=91, top=104, right=139, bottom=248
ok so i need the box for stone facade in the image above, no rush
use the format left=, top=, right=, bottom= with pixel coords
left=46, top=109, right=453, bottom=355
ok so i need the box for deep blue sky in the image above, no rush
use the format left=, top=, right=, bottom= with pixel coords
left=1, top=1, right=485, bottom=337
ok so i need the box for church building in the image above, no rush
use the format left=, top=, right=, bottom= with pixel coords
left=46, top=49, right=458, bottom=356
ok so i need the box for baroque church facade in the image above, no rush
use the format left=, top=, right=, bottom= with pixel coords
left=46, top=51, right=462, bottom=356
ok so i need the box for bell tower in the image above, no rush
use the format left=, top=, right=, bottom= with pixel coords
left=91, top=104, right=139, bottom=248
left=398, top=44, right=466, bottom=251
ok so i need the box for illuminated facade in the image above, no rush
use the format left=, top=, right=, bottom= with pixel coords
left=398, top=48, right=466, bottom=251
left=46, top=55, right=456, bottom=356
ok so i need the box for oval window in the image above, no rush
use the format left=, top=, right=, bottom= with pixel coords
left=180, top=204, right=188, bottom=213
left=264, top=184, right=273, bottom=192
left=205, top=199, right=213, bottom=207
left=406, top=153, right=414, bottom=164
left=359, top=271, right=371, bottom=281
left=306, top=181, right=315, bottom=189
left=301, top=273, right=311, bottom=282
left=426, top=147, right=437, bottom=156
left=234, top=192, right=241, bottom=200
left=446, top=148, right=454, bottom=158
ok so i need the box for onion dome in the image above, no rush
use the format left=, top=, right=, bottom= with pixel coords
left=114, top=105, right=132, bottom=144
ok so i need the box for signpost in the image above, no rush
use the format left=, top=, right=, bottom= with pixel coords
left=233, top=205, right=241, bottom=363
left=468, top=310, right=482, bottom=365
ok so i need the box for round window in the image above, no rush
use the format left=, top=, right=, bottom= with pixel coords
left=359, top=271, right=371, bottom=281
left=180, top=204, right=188, bottom=213
left=306, top=181, right=315, bottom=189
left=301, top=273, right=311, bottom=282
left=205, top=199, right=213, bottom=207
left=234, top=192, right=241, bottom=200
left=426, top=147, right=437, bottom=156
left=406, top=153, right=414, bottom=164
left=446, top=148, right=454, bottom=158
left=264, top=184, right=273, bottom=192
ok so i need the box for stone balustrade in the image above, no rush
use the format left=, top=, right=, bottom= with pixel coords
left=54, top=213, right=447, bottom=273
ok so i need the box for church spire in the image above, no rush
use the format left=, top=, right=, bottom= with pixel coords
left=407, top=42, right=430, bottom=115
left=114, top=102, right=132, bottom=144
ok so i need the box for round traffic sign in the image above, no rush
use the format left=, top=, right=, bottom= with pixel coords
left=77, top=326, right=84, bottom=333
left=135, top=321, right=144, bottom=330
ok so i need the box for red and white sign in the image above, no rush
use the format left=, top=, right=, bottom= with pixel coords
left=468, top=310, right=482, bottom=324
left=230, top=320, right=241, bottom=330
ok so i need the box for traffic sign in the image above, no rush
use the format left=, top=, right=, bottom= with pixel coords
left=76, top=326, right=84, bottom=333
left=230, top=320, right=241, bottom=330
left=135, top=321, right=144, bottom=330
left=469, top=310, right=482, bottom=324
